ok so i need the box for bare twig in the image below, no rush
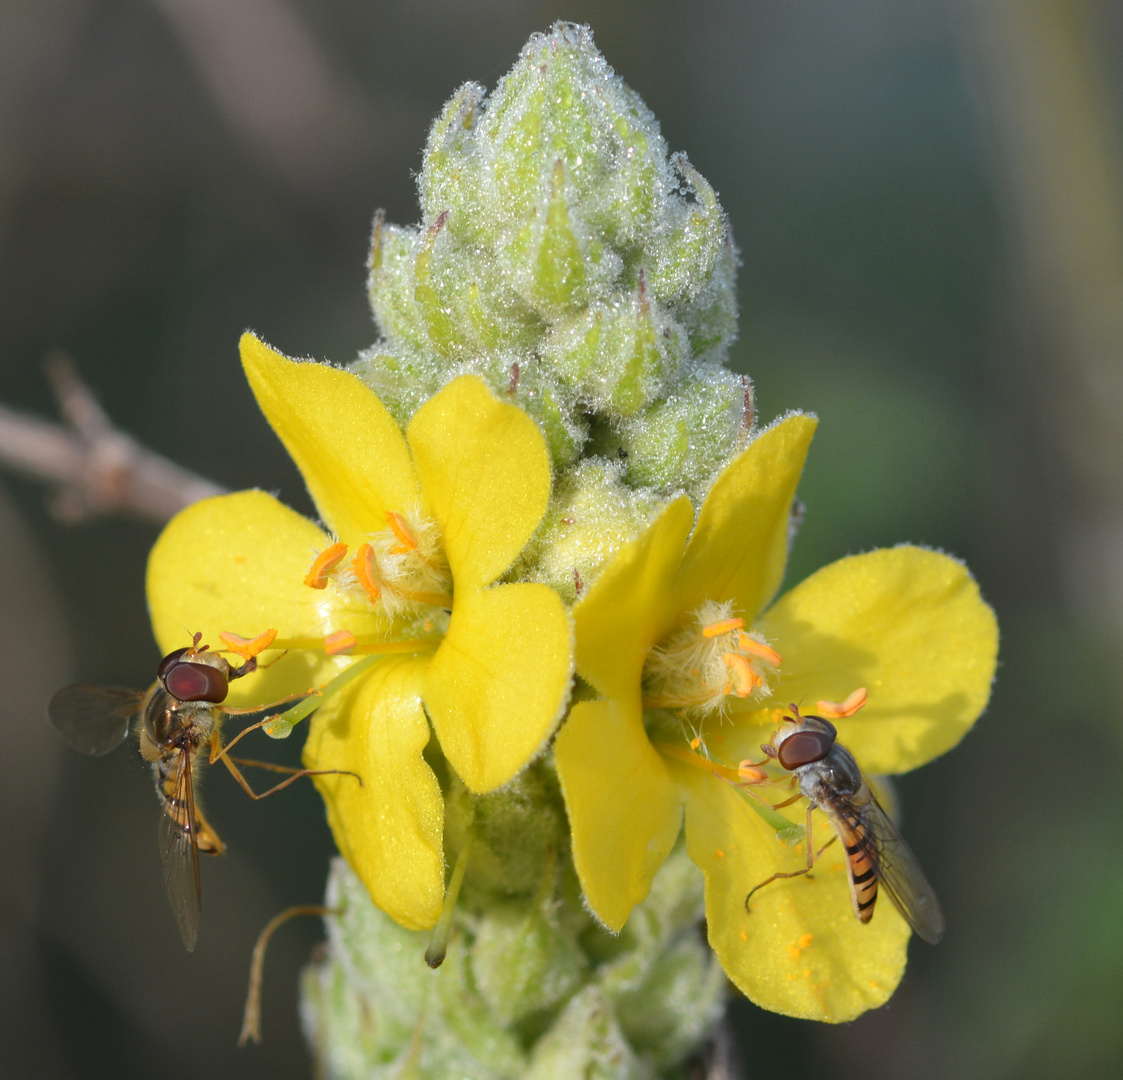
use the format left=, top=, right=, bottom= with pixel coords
left=0, top=353, right=226, bottom=525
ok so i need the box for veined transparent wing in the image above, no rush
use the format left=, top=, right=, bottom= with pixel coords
left=863, top=794, right=945, bottom=945
left=157, top=752, right=202, bottom=952
left=48, top=684, right=143, bottom=756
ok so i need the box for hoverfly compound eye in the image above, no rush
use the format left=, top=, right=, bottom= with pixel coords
left=162, top=660, right=229, bottom=704
left=776, top=729, right=835, bottom=770
left=156, top=647, right=190, bottom=681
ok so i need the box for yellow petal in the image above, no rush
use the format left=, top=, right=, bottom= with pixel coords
left=676, top=414, right=817, bottom=621
left=146, top=490, right=363, bottom=707
left=573, top=496, right=694, bottom=701
left=423, top=582, right=572, bottom=792
left=240, top=333, right=420, bottom=544
left=672, top=759, right=910, bottom=1022
left=302, top=656, right=444, bottom=930
left=759, top=546, right=998, bottom=773
left=407, top=375, right=551, bottom=588
left=555, top=698, right=683, bottom=931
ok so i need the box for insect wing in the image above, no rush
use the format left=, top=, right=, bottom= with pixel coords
left=157, top=752, right=202, bottom=952
left=48, top=684, right=142, bottom=756
left=861, top=794, right=945, bottom=945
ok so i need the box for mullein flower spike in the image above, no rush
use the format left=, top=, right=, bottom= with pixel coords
left=143, top=20, right=997, bottom=1077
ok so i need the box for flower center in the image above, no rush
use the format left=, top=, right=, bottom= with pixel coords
left=642, top=600, right=781, bottom=718
left=303, top=508, right=453, bottom=619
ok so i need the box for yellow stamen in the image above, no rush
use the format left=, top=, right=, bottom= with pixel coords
left=722, top=652, right=758, bottom=697
left=817, top=687, right=868, bottom=719
left=304, top=542, right=348, bottom=589
left=219, top=628, right=278, bottom=660
left=386, top=511, right=417, bottom=554
left=653, top=742, right=744, bottom=784
left=702, top=617, right=745, bottom=638
left=736, top=633, right=782, bottom=667
left=271, top=636, right=440, bottom=656
left=324, top=630, right=357, bottom=655
left=352, top=543, right=382, bottom=602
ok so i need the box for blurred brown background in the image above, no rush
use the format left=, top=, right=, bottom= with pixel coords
left=2, top=1, right=1122, bottom=1077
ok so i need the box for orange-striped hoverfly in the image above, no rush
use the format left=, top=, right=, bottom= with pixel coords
left=745, top=704, right=945, bottom=944
left=48, top=634, right=350, bottom=951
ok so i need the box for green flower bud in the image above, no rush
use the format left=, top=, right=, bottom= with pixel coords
left=449, top=765, right=569, bottom=903
left=351, top=346, right=441, bottom=426
left=514, top=459, right=666, bottom=601
left=611, top=367, right=749, bottom=495
left=524, top=987, right=652, bottom=1080
left=543, top=281, right=688, bottom=416
left=366, top=216, right=429, bottom=355
left=471, top=897, right=589, bottom=1026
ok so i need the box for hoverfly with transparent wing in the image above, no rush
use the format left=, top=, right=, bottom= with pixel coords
left=745, top=704, right=945, bottom=945
left=49, top=635, right=356, bottom=951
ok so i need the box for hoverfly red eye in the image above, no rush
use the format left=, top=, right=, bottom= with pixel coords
left=776, top=729, right=834, bottom=769
left=157, top=647, right=190, bottom=681
left=163, top=661, right=229, bottom=704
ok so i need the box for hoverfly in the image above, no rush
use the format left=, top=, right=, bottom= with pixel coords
left=745, top=704, right=945, bottom=944
left=48, top=635, right=347, bottom=951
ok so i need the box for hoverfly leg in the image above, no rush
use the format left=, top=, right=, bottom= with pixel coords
left=230, top=656, right=258, bottom=681
left=229, top=648, right=290, bottom=681
left=212, top=716, right=272, bottom=757
left=745, top=804, right=818, bottom=914
left=769, top=790, right=803, bottom=811
left=214, top=749, right=362, bottom=800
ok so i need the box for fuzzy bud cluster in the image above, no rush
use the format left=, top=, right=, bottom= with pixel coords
left=304, top=781, right=725, bottom=1080
left=354, top=22, right=748, bottom=600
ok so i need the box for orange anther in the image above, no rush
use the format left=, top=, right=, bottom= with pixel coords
left=352, top=543, right=382, bottom=602
left=702, top=617, right=745, bottom=638
left=740, top=930, right=748, bottom=942
left=817, top=687, right=868, bottom=719
left=324, top=630, right=357, bottom=655
left=689, top=736, right=702, bottom=750
left=722, top=652, right=758, bottom=697
left=737, top=760, right=767, bottom=784
left=386, top=511, right=417, bottom=554
left=304, top=542, right=348, bottom=589
left=798, top=933, right=813, bottom=949
left=787, top=945, right=802, bottom=959
left=219, top=628, right=278, bottom=660
left=737, top=633, right=782, bottom=667
left=715, top=849, right=725, bottom=858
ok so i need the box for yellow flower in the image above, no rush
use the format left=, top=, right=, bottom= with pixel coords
left=554, top=414, right=997, bottom=1022
left=147, top=334, right=573, bottom=930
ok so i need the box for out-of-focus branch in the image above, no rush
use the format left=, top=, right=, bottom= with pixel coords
left=0, top=353, right=226, bottom=525
left=150, top=0, right=368, bottom=192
